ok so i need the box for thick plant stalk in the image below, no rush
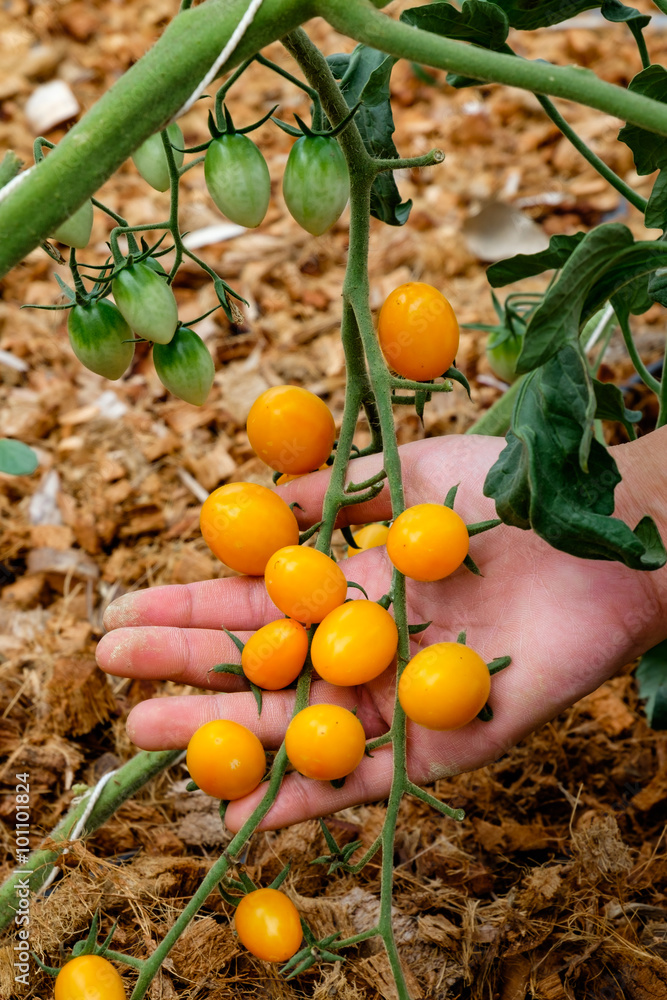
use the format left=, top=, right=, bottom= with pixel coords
left=4, top=0, right=667, bottom=275
left=0, top=750, right=181, bottom=933
left=0, top=0, right=316, bottom=277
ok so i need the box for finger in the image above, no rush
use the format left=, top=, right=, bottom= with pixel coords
left=96, top=626, right=252, bottom=690
left=225, top=745, right=395, bottom=831
left=125, top=677, right=388, bottom=750
left=276, top=454, right=391, bottom=529
left=103, top=576, right=280, bottom=632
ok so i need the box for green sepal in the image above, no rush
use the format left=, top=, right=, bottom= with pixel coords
left=456, top=631, right=467, bottom=645
left=268, top=863, right=291, bottom=890
left=408, top=621, right=432, bottom=635
left=222, top=628, right=245, bottom=655
left=210, top=663, right=242, bottom=675
left=443, top=484, right=459, bottom=509
left=31, top=953, right=60, bottom=976
left=487, top=655, right=511, bottom=675
left=463, top=554, right=482, bottom=576
left=467, top=518, right=502, bottom=537
left=443, top=365, right=471, bottom=398
left=186, top=779, right=199, bottom=792
left=342, top=525, right=360, bottom=549
left=477, top=703, right=493, bottom=722
left=347, top=580, right=369, bottom=599
left=299, top=520, right=323, bottom=544
left=330, top=776, right=346, bottom=789
left=250, top=682, right=263, bottom=716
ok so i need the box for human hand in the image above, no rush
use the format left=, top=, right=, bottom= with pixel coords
left=96, top=432, right=667, bottom=830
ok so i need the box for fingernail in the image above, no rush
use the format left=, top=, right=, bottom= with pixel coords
left=103, top=592, right=141, bottom=630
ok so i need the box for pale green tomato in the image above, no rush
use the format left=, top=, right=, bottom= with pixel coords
left=132, top=124, right=184, bottom=192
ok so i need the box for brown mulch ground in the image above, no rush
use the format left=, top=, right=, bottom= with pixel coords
left=1, top=1, right=667, bottom=998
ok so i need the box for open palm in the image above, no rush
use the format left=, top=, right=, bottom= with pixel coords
left=96, top=432, right=667, bottom=830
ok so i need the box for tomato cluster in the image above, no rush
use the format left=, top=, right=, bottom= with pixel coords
left=186, top=283, right=499, bottom=966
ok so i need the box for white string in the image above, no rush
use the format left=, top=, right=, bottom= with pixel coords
left=37, top=769, right=119, bottom=896
left=0, top=164, right=36, bottom=206
left=172, top=0, right=267, bottom=121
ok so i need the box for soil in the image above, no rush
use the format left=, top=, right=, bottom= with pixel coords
left=1, top=1, right=666, bottom=998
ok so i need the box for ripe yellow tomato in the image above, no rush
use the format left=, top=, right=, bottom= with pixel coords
left=311, top=600, right=398, bottom=686
left=54, top=955, right=126, bottom=1000
left=377, top=282, right=459, bottom=381
left=285, top=703, right=366, bottom=780
left=264, top=545, right=348, bottom=624
left=398, top=642, right=490, bottom=730
left=241, top=618, right=309, bottom=690
left=275, top=463, right=328, bottom=486
left=200, top=482, right=299, bottom=576
left=234, top=887, right=303, bottom=963
left=247, top=385, right=336, bottom=475
left=186, top=719, right=265, bottom=800
left=386, top=504, right=469, bottom=581
left=346, top=522, right=390, bottom=558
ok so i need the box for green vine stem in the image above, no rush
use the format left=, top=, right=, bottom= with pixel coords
left=533, top=94, right=647, bottom=213
left=4, top=0, right=667, bottom=275
left=0, top=750, right=182, bottom=933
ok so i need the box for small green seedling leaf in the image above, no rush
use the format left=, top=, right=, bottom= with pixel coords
left=0, top=439, right=39, bottom=476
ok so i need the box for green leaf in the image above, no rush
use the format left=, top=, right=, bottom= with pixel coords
left=645, top=169, right=667, bottom=230
left=487, top=0, right=647, bottom=29
left=601, top=0, right=650, bottom=27
left=487, top=233, right=586, bottom=287
left=592, top=379, right=642, bottom=437
left=583, top=240, right=667, bottom=319
left=636, top=639, right=667, bottom=729
left=402, top=2, right=510, bottom=89
left=618, top=66, right=667, bottom=174
left=0, top=439, right=38, bottom=476
left=328, top=47, right=411, bottom=226
left=515, top=225, right=635, bottom=374
left=484, top=345, right=667, bottom=568
left=401, top=1, right=510, bottom=48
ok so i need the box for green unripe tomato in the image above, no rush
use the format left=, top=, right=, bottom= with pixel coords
left=204, top=133, right=271, bottom=228
left=112, top=262, right=178, bottom=344
left=51, top=199, right=94, bottom=249
left=283, top=135, right=349, bottom=236
left=153, top=327, right=215, bottom=405
left=132, top=124, right=184, bottom=192
left=68, top=300, right=135, bottom=380
left=485, top=328, right=524, bottom=384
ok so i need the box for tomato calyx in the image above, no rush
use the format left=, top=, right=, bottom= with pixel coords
left=271, top=103, right=361, bottom=141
